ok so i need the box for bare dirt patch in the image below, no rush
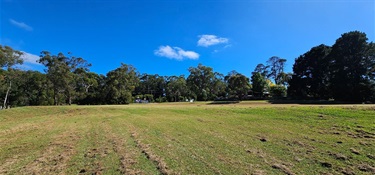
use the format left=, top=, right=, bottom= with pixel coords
left=339, top=167, right=355, bottom=175
left=0, top=123, right=39, bottom=136
left=348, top=129, right=375, bottom=139
left=358, top=164, right=375, bottom=173
left=20, top=131, right=79, bottom=174
left=272, top=163, right=295, bottom=175
left=328, top=152, right=349, bottom=161
left=0, top=155, right=21, bottom=174
left=349, top=148, right=360, bottom=155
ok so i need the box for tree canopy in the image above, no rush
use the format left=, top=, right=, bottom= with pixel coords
left=288, top=44, right=332, bottom=99
left=288, top=31, right=375, bottom=102
left=225, top=71, right=251, bottom=100
left=1, top=31, right=374, bottom=108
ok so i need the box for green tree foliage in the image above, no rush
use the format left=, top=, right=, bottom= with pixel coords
left=0, top=45, right=23, bottom=69
left=276, top=72, right=292, bottom=87
left=289, top=31, right=375, bottom=102
left=329, top=31, right=375, bottom=102
left=0, top=45, right=24, bottom=108
left=1, top=69, right=23, bottom=108
left=266, top=56, right=286, bottom=85
left=368, top=43, right=375, bottom=101
left=136, top=74, right=166, bottom=100
left=288, top=44, right=332, bottom=99
left=1, top=70, right=53, bottom=107
left=39, top=51, right=91, bottom=105
left=1, top=31, right=374, bottom=106
left=254, top=64, right=268, bottom=77
left=270, top=85, right=287, bottom=98
left=166, top=75, right=188, bottom=102
left=251, top=72, right=267, bottom=97
left=17, top=71, right=52, bottom=106
left=104, top=63, right=139, bottom=104
left=211, top=72, right=227, bottom=98
left=225, top=71, right=251, bottom=100
left=187, top=64, right=224, bottom=101
left=74, top=70, right=102, bottom=104
left=81, top=73, right=107, bottom=105
left=39, top=52, right=69, bottom=105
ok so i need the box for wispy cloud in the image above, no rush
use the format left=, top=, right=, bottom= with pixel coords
left=9, top=19, right=33, bottom=31
left=154, top=45, right=199, bottom=60
left=197, top=35, right=229, bottom=47
left=20, top=51, right=41, bottom=65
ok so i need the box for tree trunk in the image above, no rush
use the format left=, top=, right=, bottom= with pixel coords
left=3, top=81, right=11, bottom=109
left=85, top=84, right=92, bottom=93
left=54, top=87, right=58, bottom=105
left=68, top=95, right=72, bottom=105
left=53, top=92, right=57, bottom=106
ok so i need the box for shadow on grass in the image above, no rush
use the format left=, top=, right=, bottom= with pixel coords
left=268, top=99, right=364, bottom=105
left=208, top=101, right=240, bottom=105
left=207, top=98, right=367, bottom=105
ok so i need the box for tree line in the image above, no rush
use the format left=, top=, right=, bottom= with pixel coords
left=288, top=31, right=374, bottom=102
left=1, top=31, right=374, bottom=108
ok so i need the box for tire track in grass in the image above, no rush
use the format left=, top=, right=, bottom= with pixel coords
left=101, top=122, right=141, bottom=174
left=109, top=135, right=139, bottom=174
left=130, top=130, right=173, bottom=175
left=104, top=113, right=162, bottom=175
left=169, top=131, right=251, bottom=174
left=167, top=115, right=259, bottom=173
left=164, top=110, right=295, bottom=174
left=134, top=107, right=298, bottom=174
left=129, top=119, right=232, bottom=174
left=165, top=135, right=224, bottom=174
left=70, top=123, right=113, bottom=174
left=66, top=117, right=145, bottom=175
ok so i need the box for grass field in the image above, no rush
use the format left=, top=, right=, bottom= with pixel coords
left=0, top=101, right=374, bottom=174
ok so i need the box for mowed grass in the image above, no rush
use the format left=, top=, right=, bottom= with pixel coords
left=0, top=102, right=374, bottom=174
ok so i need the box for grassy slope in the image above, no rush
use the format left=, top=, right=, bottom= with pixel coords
left=0, top=102, right=374, bottom=174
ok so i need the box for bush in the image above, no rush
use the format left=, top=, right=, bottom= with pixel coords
left=143, top=94, right=154, bottom=102
left=155, top=97, right=167, bottom=103
left=270, top=85, right=287, bottom=98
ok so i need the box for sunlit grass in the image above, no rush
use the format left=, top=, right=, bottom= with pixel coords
left=0, top=102, right=374, bottom=174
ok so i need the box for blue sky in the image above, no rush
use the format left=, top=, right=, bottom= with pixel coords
left=1, top=0, right=374, bottom=77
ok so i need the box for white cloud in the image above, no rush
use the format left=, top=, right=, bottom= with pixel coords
left=197, top=35, right=229, bottom=47
left=154, top=45, right=199, bottom=60
left=9, top=19, right=33, bottom=31
left=224, top=44, right=232, bottom=48
left=20, top=51, right=41, bottom=65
